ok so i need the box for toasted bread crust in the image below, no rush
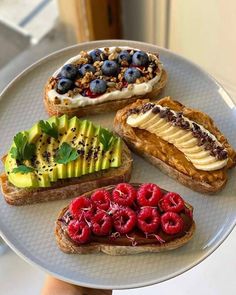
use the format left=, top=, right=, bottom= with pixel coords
left=0, top=143, right=132, bottom=206
left=113, top=97, right=236, bottom=194
left=44, top=70, right=167, bottom=117
left=55, top=184, right=195, bottom=255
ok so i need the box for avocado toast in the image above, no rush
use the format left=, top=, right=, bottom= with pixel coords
left=0, top=115, right=132, bottom=205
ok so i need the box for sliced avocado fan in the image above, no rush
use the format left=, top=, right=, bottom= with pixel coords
left=5, top=115, right=122, bottom=188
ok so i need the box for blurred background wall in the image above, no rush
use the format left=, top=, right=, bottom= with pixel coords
left=0, top=0, right=235, bottom=98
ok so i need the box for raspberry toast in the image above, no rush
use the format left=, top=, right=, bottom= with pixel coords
left=55, top=183, right=195, bottom=255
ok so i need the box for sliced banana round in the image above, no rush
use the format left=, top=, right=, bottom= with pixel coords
left=152, top=122, right=170, bottom=133
left=158, top=125, right=179, bottom=137
left=185, top=149, right=210, bottom=159
left=126, top=105, right=228, bottom=171
left=176, top=137, right=199, bottom=148
left=166, top=129, right=189, bottom=143
left=142, top=113, right=159, bottom=128
left=126, top=111, right=151, bottom=127
left=181, top=145, right=203, bottom=154
left=188, top=155, right=217, bottom=165
left=174, top=132, right=193, bottom=145
left=194, top=158, right=228, bottom=171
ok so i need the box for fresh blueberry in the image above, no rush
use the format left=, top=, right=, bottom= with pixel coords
left=90, top=79, right=107, bottom=94
left=80, top=64, right=96, bottom=75
left=132, top=51, right=149, bottom=66
left=60, top=64, right=77, bottom=80
left=118, top=50, right=131, bottom=64
left=56, top=78, right=73, bottom=94
left=101, top=60, right=119, bottom=76
left=77, top=68, right=82, bottom=78
left=124, top=67, right=141, bottom=83
left=89, top=49, right=103, bottom=62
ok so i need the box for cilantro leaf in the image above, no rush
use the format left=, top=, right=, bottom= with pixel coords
left=54, top=142, right=78, bottom=164
left=10, top=147, right=18, bottom=159
left=12, top=165, right=34, bottom=174
left=39, top=120, right=58, bottom=139
left=99, top=128, right=114, bottom=151
left=10, top=132, right=36, bottom=162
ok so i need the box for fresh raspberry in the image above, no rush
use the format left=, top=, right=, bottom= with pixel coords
left=112, top=207, right=137, bottom=234
left=67, top=220, right=91, bottom=244
left=137, top=207, right=160, bottom=234
left=91, top=189, right=111, bottom=211
left=161, top=212, right=184, bottom=235
left=112, top=183, right=136, bottom=206
left=69, top=196, right=93, bottom=219
left=91, top=211, right=112, bottom=236
left=137, top=183, right=162, bottom=207
left=159, top=192, right=185, bottom=213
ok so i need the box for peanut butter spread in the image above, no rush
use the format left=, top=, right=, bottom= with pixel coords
left=116, top=97, right=236, bottom=185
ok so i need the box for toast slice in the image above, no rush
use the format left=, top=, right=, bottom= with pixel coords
left=44, top=46, right=167, bottom=117
left=114, top=97, right=236, bottom=194
left=44, top=69, right=167, bottom=117
left=0, top=144, right=132, bottom=206
left=55, top=183, right=195, bottom=255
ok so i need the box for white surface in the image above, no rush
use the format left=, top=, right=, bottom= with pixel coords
left=1, top=228, right=235, bottom=294
left=169, top=0, right=236, bottom=100
left=0, top=0, right=58, bottom=42
left=0, top=40, right=235, bottom=293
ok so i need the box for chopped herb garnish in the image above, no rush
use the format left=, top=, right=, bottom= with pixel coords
left=99, top=128, right=114, bottom=151
left=39, top=120, right=58, bottom=139
left=54, top=142, right=79, bottom=164
left=12, top=165, right=34, bottom=174
left=10, top=132, right=36, bottom=162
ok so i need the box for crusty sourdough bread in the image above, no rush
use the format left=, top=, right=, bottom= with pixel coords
left=0, top=143, right=132, bottom=206
left=44, top=69, right=167, bottom=117
left=55, top=184, right=195, bottom=255
left=113, top=97, right=236, bottom=194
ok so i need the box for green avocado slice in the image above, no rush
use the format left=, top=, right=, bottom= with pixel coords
left=110, top=138, right=122, bottom=167
left=89, top=126, right=101, bottom=174
left=74, top=120, right=89, bottom=177
left=65, top=117, right=80, bottom=178
left=82, top=121, right=95, bottom=175
left=4, top=115, right=123, bottom=188
left=5, top=156, right=38, bottom=188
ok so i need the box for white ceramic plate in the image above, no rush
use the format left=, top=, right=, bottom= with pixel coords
left=0, top=40, right=235, bottom=290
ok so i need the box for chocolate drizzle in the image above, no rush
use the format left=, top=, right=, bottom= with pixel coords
left=128, top=103, right=228, bottom=160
